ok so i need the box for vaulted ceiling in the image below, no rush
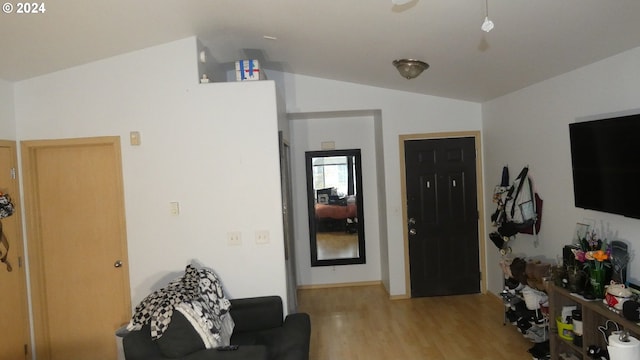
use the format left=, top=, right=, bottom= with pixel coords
left=2, top=0, right=640, bottom=102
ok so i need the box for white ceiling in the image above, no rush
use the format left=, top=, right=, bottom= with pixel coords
left=2, top=0, right=640, bottom=102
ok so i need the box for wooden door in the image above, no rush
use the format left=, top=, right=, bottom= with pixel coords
left=404, top=136, right=480, bottom=297
left=0, top=140, right=31, bottom=360
left=22, top=137, right=131, bottom=360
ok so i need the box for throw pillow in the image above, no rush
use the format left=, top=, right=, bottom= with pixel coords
left=156, top=310, right=205, bottom=358
left=174, top=301, right=235, bottom=348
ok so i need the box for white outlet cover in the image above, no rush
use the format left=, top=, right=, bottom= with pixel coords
left=255, top=230, right=270, bottom=244
left=227, top=232, right=242, bottom=246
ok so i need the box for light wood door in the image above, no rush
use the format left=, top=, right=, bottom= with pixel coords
left=0, top=140, right=31, bottom=360
left=22, top=137, right=131, bottom=360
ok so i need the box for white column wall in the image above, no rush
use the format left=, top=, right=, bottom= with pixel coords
left=13, top=37, right=289, bottom=309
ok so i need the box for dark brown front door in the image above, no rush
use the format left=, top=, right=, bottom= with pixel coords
left=405, top=137, right=480, bottom=297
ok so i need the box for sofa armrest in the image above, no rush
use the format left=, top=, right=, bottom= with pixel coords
left=179, top=346, right=268, bottom=360
left=230, top=296, right=284, bottom=332
left=277, top=313, right=311, bottom=360
left=122, top=326, right=165, bottom=360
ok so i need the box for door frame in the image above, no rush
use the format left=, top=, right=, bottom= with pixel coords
left=21, top=136, right=131, bottom=358
left=399, top=131, right=486, bottom=298
left=279, top=132, right=298, bottom=313
left=0, top=139, right=31, bottom=359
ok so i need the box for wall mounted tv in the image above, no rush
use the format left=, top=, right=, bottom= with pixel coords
left=569, top=112, right=640, bottom=219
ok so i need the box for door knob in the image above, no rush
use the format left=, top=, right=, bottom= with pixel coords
left=409, top=228, right=417, bottom=235
left=408, top=218, right=416, bottom=225
left=114, top=260, right=123, bottom=268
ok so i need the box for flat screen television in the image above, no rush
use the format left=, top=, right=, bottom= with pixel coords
left=569, top=112, right=640, bottom=219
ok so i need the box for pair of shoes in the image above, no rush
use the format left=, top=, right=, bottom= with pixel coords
left=517, top=318, right=532, bottom=333
left=528, top=340, right=550, bottom=358
left=510, top=302, right=535, bottom=321
left=505, top=277, right=521, bottom=290
left=529, top=310, right=547, bottom=325
left=505, top=309, right=519, bottom=324
left=501, top=291, right=522, bottom=307
left=524, top=325, right=547, bottom=342
left=522, top=286, right=549, bottom=310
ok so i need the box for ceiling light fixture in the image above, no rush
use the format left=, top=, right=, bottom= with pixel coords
left=392, top=59, right=429, bottom=79
left=481, top=0, right=494, bottom=32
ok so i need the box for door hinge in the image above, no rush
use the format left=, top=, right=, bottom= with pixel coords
left=479, top=271, right=482, bottom=281
left=24, top=344, right=28, bottom=356
left=18, top=256, right=22, bottom=268
left=11, top=167, right=16, bottom=179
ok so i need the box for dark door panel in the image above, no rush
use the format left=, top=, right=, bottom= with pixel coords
left=405, top=137, right=480, bottom=297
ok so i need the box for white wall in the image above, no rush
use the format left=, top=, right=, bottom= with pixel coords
left=13, top=37, right=289, bottom=309
left=482, top=46, right=640, bottom=295
left=0, top=79, right=15, bottom=138
left=291, top=114, right=382, bottom=286
left=279, top=72, right=482, bottom=296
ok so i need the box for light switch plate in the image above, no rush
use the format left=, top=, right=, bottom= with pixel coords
left=169, top=202, right=180, bottom=215
left=130, top=131, right=141, bottom=146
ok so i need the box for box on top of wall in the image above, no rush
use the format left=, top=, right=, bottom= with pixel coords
left=235, top=59, right=266, bottom=81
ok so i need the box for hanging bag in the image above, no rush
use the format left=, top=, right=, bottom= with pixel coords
left=0, top=192, right=13, bottom=219
left=0, top=192, right=15, bottom=272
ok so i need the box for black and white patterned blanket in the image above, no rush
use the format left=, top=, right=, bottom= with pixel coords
left=127, top=264, right=233, bottom=347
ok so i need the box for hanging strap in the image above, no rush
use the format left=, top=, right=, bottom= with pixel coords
left=0, top=221, right=13, bottom=272
left=509, top=166, right=530, bottom=218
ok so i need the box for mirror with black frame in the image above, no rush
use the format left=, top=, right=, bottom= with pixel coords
left=305, top=149, right=366, bottom=266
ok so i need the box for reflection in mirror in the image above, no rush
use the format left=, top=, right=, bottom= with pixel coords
left=306, top=149, right=365, bottom=266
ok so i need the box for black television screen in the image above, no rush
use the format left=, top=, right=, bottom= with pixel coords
left=569, top=112, right=640, bottom=219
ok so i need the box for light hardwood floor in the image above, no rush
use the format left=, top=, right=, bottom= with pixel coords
left=297, top=285, right=537, bottom=360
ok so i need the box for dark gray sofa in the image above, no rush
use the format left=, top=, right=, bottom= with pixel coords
left=122, top=296, right=310, bottom=360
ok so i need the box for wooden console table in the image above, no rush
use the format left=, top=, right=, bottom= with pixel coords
left=549, top=284, right=640, bottom=359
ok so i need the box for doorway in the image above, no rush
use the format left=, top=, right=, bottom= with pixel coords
left=0, top=140, right=31, bottom=360
left=280, top=133, right=298, bottom=313
left=22, top=137, right=131, bottom=360
left=400, top=132, right=486, bottom=297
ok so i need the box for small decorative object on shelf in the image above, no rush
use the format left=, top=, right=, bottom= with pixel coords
left=572, top=309, right=583, bottom=347
left=610, top=240, right=630, bottom=284
left=570, top=229, right=611, bottom=299
left=551, top=265, right=567, bottom=287
left=567, top=267, right=587, bottom=294
left=235, top=59, right=266, bottom=81
left=603, top=282, right=633, bottom=312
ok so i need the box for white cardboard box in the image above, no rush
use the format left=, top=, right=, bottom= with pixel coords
left=235, top=59, right=265, bottom=81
